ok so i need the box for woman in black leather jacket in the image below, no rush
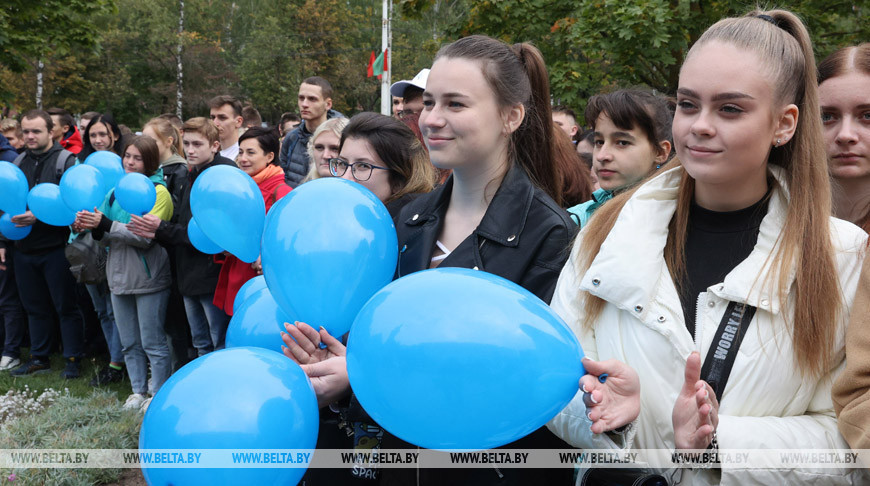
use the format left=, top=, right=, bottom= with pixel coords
left=283, top=35, right=576, bottom=485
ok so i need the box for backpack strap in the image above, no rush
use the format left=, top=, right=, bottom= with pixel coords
left=56, top=149, right=76, bottom=180
left=12, top=152, right=26, bottom=167
left=700, top=301, right=757, bottom=402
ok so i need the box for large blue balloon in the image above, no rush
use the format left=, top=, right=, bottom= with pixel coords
left=261, top=178, right=397, bottom=338
left=0, top=213, right=31, bottom=240
left=233, top=275, right=268, bottom=314
left=115, top=172, right=156, bottom=216
left=84, top=151, right=124, bottom=194
left=60, top=164, right=106, bottom=212
left=190, top=165, right=264, bottom=263
left=140, top=347, right=318, bottom=486
left=226, top=287, right=294, bottom=353
left=27, top=183, right=76, bottom=226
left=0, top=161, right=28, bottom=215
left=347, top=267, right=585, bottom=450
left=187, top=217, right=222, bottom=255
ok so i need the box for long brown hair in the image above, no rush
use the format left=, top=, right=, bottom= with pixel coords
left=818, top=43, right=870, bottom=232
left=123, top=135, right=161, bottom=176
left=577, top=9, right=839, bottom=378
left=435, top=36, right=563, bottom=204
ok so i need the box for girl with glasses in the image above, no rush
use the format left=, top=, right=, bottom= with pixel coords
left=329, top=112, right=436, bottom=218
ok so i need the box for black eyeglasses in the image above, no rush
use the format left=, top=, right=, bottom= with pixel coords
left=328, top=158, right=391, bottom=182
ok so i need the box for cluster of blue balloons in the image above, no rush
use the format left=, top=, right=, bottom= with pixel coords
left=0, top=152, right=157, bottom=240
left=144, top=171, right=586, bottom=485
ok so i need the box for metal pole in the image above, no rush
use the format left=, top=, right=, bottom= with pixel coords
left=379, top=0, right=392, bottom=115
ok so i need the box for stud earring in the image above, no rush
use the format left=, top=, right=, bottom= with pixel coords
left=775, top=139, right=781, bottom=147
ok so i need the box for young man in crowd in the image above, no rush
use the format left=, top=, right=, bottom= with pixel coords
left=279, top=76, right=342, bottom=187
left=208, top=95, right=243, bottom=161
left=47, top=108, right=83, bottom=155
left=552, top=105, right=579, bottom=142
left=78, top=111, right=100, bottom=136
left=1, top=118, right=24, bottom=152
left=129, top=118, right=235, bottom=358
left=5, top=110, right=84, bottom=378
left=242, top=105, right=262, bottom=130
left=389, top=68, right=429, bottom=117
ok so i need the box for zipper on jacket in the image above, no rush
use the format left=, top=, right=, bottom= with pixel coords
left=693, top=291, right=705, bottom=348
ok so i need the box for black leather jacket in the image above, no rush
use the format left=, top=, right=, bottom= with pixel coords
left=395, top=162, right=575, bottom=303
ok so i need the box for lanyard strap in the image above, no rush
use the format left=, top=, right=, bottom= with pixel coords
left=700, top=301, right=757, bottom=402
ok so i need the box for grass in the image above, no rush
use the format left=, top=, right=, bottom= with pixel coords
left=0, top=352, right=132, bottom=399
left=0, top=351, right=143, bottom=486
left=0, top=390, right=142, bottom=486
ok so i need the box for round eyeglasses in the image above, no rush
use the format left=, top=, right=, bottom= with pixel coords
left=328, top=158, right=392, bottom=182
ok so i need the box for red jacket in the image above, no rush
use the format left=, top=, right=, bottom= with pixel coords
left=213, top=165, right=291, bottom=315
left=61, top=126, right=83, bottom=154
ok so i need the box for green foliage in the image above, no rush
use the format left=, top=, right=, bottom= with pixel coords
left=2, top=0, right=866, bottom=125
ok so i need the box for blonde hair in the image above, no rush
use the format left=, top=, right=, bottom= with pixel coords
left=144, top=117, right=183, bottom=157
left=182, top=117, right=220, bottom=145
left=303, top=117, right=349, bottom=182
left=577, top=9, right=838, bottom=378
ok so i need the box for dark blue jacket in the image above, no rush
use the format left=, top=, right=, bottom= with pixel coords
left=0, top=133, right=17, bottom=162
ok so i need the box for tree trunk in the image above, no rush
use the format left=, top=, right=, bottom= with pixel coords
left=36, top=59, right=44, bottom=109
left=176, top=0, right=184, bottom=118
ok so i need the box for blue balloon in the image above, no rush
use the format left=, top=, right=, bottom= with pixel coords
left=261, top=178, right=397, bottom=338
left=347, top=267, right=585, bottom=450
left=27, top=183, right=76, bottom=226
left=84, top=151, right=124, bottom=194
left=187, top=217, right=222, bottom=254
left=233, top=275, right=268, bottom=314
left=0, top=213, right=31, bottom=240
left=190, top=165, right=264, bottom=263
left=140, top=347, right=318, bottom=486
left=0, top=161, right=28, bottom=215
left=115, top=173, right=156, bottom=216
left=226, top=287, right=294, bottom=353
left=60, top=164, right=106, bottom=212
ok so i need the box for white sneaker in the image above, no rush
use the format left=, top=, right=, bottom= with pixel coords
left=0, top=356, right=21, bottom=371
left=123, top=393, right=146, bottom=411
left=140, top=397, right=153, bottom=413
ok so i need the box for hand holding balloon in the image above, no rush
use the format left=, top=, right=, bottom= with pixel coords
left=580, top=357, right=641, bottom=434
left=281, top=321, right=346, bottom=365
left=128, top=214, right=161, bottom=239
left=282, top=322, right=349, bottom=408
left=10, top=211, right=36, bottom=228
left=75, top=208, right=104, bottom=230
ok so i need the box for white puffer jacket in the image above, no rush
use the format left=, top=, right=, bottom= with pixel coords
left=547, top=165, right=868, bottom=485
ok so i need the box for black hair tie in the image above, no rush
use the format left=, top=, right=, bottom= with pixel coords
left=756, top=14, right=782, bottom=28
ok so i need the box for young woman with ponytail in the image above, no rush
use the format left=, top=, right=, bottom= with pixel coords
left=281, top=35, right=575, bottom=484
left=547, top=10, right=867, bottom=484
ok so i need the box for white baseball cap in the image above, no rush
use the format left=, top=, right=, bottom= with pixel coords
left=390, top=68, right=430, bottom=97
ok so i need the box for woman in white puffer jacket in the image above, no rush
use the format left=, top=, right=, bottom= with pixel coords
left=547, top=9, right=869, bottom=486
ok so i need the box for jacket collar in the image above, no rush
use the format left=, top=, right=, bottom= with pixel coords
left=402, top=163, right=535, bottom=248
left=581, top=165, right=792, bottom=316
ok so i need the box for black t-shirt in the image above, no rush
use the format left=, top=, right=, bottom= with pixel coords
left=678, top=192, right=770, bottom=337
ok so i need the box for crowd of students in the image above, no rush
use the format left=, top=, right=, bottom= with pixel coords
left=0, top=6, right=869, bottom=484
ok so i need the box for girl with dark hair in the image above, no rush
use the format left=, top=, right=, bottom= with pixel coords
left=282, top=34, right=576, bottom=485
left=548, top=10, right=867, bottom=484
left=818, top=43, right=870, bottom=232
left=212, top=126, right=290, bottom=315
left=567, top=89, right=674, bottom=227
left=330, top=112, right=436, bottom=217
left=74, top=136, right=175, bottom=412
left=78, top=113, right=124, bottom=161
